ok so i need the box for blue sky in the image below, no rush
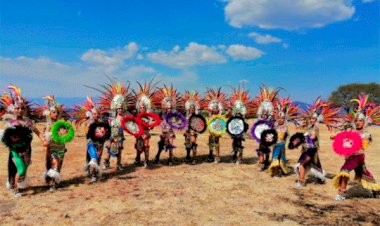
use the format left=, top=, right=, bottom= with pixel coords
left=1, top=0, right=379, bottom=103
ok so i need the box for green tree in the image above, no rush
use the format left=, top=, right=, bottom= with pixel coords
left=329, top=82, right=380, bottom=113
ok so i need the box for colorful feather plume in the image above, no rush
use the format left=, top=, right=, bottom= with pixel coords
left=154, top=84, right=181, bottom=110
left=203, top=87, right=227, bottom=114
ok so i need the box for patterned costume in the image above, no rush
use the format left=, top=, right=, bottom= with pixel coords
left=333, top=94, right=380, bottom=200
left=72, top=96, right=109, bottom=182
left=182, top=91, right=202, bottom=164
left=294, top=97, right=341, bottom=188
left=154, top=85, right=181, bottom=165
left=204, top=88, right=227, bottom=163
left=133, top=80, right=159, bottom=168
left=253, top=84, right=280, bottom=170
left=268, top=98, right=299, bottom=177
left=0, top=85, right=45, bottom=197
left=98, top=80, right=132, bottom=171
left=229, top=87, right=252, bottom=164
left=37, top=96, right=68, bottom=190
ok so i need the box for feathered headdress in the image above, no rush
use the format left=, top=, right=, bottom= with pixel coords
left=133, top=80, right=159, bottom=113
left=181, top=90, right=202, bottom=117
left=0, top=85, right=31, bottom=117
left=274, top=97, right=300, bottom=123
left=255, top=84, right=281, bottom=118
left=71, top=96, right=99, bottom=127
left=204, top=87, right=227, bottom=115
left=301, top=97, right=341, bottom=129
left=229, top=86, right=252, bottom=117
left=97, top=80, right=132, bottom=114
left=343, top=94, right=380, bottom=127
left=35, top=95, right=65, bottom=121
left=154, top=84, right=181, bottom=110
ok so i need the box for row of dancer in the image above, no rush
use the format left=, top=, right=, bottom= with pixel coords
left=1, top=82, right=379, bottom=200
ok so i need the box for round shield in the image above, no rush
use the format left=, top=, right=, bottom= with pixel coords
left=51, top=120, right=75, bottom=144
left=2, top=126, right=33, bottom=150
left=121, top=116, right=144, bottom=137
left=250, top=120, right=274, bottom=142
left=288, top=132, right=305, bottom=150
left=227, top=116, right=248, bottom=137
left=165, top=111, right=187, bottom=130
left=332, top=131, right=362, bottom=157
left=88, top=122, right=111, bottom=143
left=137, top=112, right=161, bottom=128
left=207, top=115, right=227, bottom=136
left=188, top=114, right=207, bottom=134
left=260, top=129, right=278, bottom=146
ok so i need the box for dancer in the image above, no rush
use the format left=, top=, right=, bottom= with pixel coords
left=268, top=98, right=299, bottom=177
left=154, top=85, right=181, bottom=165
left=39, top=96, right=68, bottom=191
left=228, top=87, right=252, bottom=165
left=294, top=97, right=340, bottom=188
left=182, top=91, right=202, bottom=164
left=253, top=84, right=280, bottom=171
left=0, top=85, right=47, bottom=197
left=72, top=96, right=110, bottom=182
left=204, top=88, right=227, bottom=163
left=133, top=80, right=159, bottom=168
left=333, top=94, right=380, bottom=200
left=99, top=81, right=132, bottom=171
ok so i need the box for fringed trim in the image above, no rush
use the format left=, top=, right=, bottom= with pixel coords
left=294, top=163, right=300, bottom=177
left=280, top=161, right=288, bottom=175
left=361, top=179, right=380, bottom=191
left=310, top=168, right=326, bottom=180
left=268, top=160, right=288, bottom=175
left=333, top=171, right=350, bottom=189
left=88, top=158, right=102, bottom=176
left=17, top=177, right=29, bottom=189
left=5, top=180, right=12, bottom=190
left=46, top=169, right=61, bottom=184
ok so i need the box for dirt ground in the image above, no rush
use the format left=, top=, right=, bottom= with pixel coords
left=1, top=121, right=379, bottom=226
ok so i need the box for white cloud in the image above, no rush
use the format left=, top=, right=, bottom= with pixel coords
left=225, top=0, right=355, bottom=30
left=81, top=42, right=138, bottom=72
left=0, top=56, right=72, bottom=81
left=117, top=65, right=156, bottom=78
left=0, top=55, right=196, bottom=97
left=226, top=44, right=264, bottom=61
left=147, top=42, right=227, bottom=68
left=248, top=32, right=282, bottom=44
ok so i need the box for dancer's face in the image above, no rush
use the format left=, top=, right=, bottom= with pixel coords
left=355, top=119, right=364, bottom=130
left=14, top=106, right=24, bottom=117
left=190, top=105, right=195, bottom=114
left=310, top=117, right=317, bottom=125
left=212, top=107, right=219, bottom=115
left=139, top=105, right=146, bottom=113
left=117, top=108, right=123, bottom=116
left=92, top=111, right=99, bottom=120
left=277, top=117, right=285, bottom=125
left=50, top=110, right=58, bottom=120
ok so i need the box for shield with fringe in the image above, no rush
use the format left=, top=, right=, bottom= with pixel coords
left=333, top=131, right=362, bottom=157
left=250, top=120, right=274, bottom=142
left=207, top=115, right=227, bottom=136
left=189, top=114, right=207, bottom=133
left=165, top=111, right=187, bottom=130
left=121, top=116, right=144, bottom=137
left=288, top=133, right=305, bottom=150
left=137, top=112, right=161, bottom=128
left=227, top=116, right=248, bottom=137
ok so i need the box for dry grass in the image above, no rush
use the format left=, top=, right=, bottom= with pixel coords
left=1, top=121, right=380, bottom=226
